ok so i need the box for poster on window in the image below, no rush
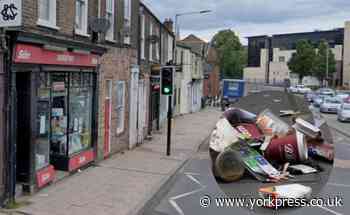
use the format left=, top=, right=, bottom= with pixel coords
left=0, top=0, right=22, bottom=27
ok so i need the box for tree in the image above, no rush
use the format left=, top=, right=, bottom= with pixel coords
left=287, top=40, right=316, bottom=83
left=313, top=40, right=336, bottom=84
left=212, top=30, right=246, bottom=79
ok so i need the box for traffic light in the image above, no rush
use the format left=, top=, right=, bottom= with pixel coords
left=161, top=66, right=174, bottom=95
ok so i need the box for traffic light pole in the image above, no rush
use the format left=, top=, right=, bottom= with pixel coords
left=166, top=95, right=172, bottom=156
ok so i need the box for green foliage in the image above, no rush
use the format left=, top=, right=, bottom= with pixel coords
left=313, top=40, right=336, bottom=82
left=287, top=40, right=316, bottom=83
left=212, top=30, right=246, bottom=79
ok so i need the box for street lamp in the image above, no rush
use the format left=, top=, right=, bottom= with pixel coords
left=174, top=10, right=212, bottom=40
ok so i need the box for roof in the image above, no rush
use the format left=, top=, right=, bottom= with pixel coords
left=139, top=2, right=175, bottom=37
left=180, top=35, right=207, bottom=56
left=182, top=34, right=206, bottom=43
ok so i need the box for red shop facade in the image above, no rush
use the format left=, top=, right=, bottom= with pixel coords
left=12, top=43, right=100, bottom=191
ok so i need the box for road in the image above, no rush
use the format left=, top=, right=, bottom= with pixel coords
left=143, top=93, right=350, bottom=215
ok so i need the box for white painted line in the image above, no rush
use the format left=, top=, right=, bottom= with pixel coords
left=328, top=183, right=350, bottom=188
left=186, top=174, right=202, bottom=187
left=168, top=173, right=206, bottom=215
left=317, top=205, right=343, bottom=215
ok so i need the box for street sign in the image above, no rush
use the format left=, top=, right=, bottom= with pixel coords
left=0, top=0, right=21, bottom=27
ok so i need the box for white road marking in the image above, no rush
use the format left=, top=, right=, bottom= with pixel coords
left=317, top=206, right=343, bottom=215
left=328, top=183, right=350, bottom=188
left=168, top=173, right=206, bottom=215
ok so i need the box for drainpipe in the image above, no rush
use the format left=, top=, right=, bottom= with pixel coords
left=3, top=30, right=17, bottom=205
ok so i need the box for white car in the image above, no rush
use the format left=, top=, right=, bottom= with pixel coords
left=338, top=103, right=350, bottom=122
left=296, top=85, right=312, bottom=94
left=288, top=86, right=298, bottom=93
left=320, top=97, right=342, bottom=114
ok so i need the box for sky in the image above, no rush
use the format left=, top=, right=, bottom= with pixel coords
left=141, top=0, right=350, bottom=45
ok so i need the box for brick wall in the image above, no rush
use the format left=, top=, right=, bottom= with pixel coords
left=97, top=47, right=138, bottom=159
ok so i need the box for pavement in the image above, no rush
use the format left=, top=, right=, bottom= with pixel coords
left=0, top=108, right=221, bottom=215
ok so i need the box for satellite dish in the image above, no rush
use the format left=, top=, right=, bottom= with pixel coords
left=89, top=18, right=110, bottom=33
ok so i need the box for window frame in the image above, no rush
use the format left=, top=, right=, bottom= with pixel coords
left=116, top=81, right=126, bottom=134
left=75, top=0, right=89, bottom=37
left=37, top=0, right=59, bottom=30
left=124, top=0, right=132, bottom=44
left=149, top=22, right=153, bottom=61
left=105, top=0, right=115, bottom=41
left=140, top=13, right=145, bottom=59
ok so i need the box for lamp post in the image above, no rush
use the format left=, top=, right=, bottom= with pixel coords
left=326, top=43, right=329, bottom=87
left=174, top=10, right=212, bottom=41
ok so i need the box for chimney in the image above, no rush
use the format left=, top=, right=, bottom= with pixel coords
left=163, top=18, right=174, bottom=33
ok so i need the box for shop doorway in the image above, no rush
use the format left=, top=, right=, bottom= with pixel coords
left=104, top=80, right=112, bottom=157
left=16, top=72, right=32, bottom=183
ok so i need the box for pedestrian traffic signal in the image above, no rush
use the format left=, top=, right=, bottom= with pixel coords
left=161, top=66, right=174, bottom=95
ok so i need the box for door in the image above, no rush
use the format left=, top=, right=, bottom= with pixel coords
left=16, top=72, right=32, bottom=183
left=129, top=66, right=139, bottom=149
left=104, top=80, right=112, bottom=157
left=137, top=80, right=145, bottom=144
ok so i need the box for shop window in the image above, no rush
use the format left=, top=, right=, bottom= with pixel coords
left=106, top=0, right=115, bottom=41
left=50, top=73, right=69, bottom=156
left=75, top=0, right=88, bottom=36
left=35, top=72, right=51, bottom=170
left=68, top=73, right=93, bottom=155
left=37, top=0, right=58, bottom=29
left=116, top=81, right=126, bottom=134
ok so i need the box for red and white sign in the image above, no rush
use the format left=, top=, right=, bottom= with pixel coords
left=68, top=149, right=94, bottom=171
left=13, top=44, right=99, bottom=67
left=36, top=165, right=55, bottom=188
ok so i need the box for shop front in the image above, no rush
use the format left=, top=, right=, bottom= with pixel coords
left=12, top=43, right=99, bottom=190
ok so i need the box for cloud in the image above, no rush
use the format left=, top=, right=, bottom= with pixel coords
left=141, top=0, right=350, bottom=44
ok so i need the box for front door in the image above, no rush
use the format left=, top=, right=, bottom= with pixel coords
left=104, top=80, right=112, bottom=157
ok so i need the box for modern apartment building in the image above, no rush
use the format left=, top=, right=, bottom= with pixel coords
left=244, top=28, right=344, bottom=86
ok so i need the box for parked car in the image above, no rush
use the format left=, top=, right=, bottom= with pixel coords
left=320, top=97, right=342, bottom=114
left=313, top=95, right=328, bottom=107
left=296, top=85, right=312, bottom=94
left=336, top=91, right=350, bottom=102
left=305, top=91, right=317, bottom=102
left=288, top=86, right=298, bottom=93
left=318, top=88, right=335, bottom=96
left=338, top=103, right=350, bottom=122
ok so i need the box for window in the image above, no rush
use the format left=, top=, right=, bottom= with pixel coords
left=155, top=27, right=159, bottom=60
left=106, top=0, right=115, bottom=41
left=37, top=0, right=58, bottom=29
left=140, top=14, right=145, bottom=59
left=116, top=81, right=126, bottom=134
left=149, top=22, right=153, bottom=61
left=279, top=56, right=285, bottom=62
left=75, top=0, right=88, bottom=36
left=124, top=0, right=131, bottom=44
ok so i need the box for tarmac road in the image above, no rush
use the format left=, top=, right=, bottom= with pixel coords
left=143, top=92, right=349, bottom=215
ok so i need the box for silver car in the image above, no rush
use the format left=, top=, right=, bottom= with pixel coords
left=313, top=95, right=327, bottom=107
left=320, top=97, right=342, bottom=113
left=338, top=103, right=350, bottom=122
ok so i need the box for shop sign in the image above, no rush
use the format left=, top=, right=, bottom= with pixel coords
left=13, top=44, right=99, bottom=67
left=53, top=82, right=65, bottom=91
left=0, top=0, right=22, bottom=27
left=36, top=165, right=55, bottom=188
left=68, top=149, right=94, bottom=171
